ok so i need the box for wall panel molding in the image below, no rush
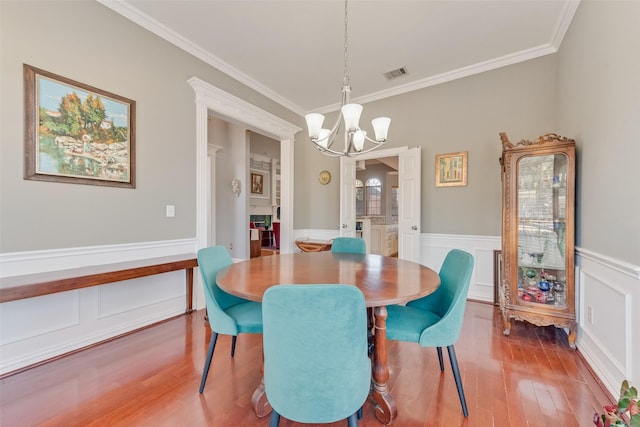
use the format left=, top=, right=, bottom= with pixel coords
left=0, top=239, right=196, bottom=375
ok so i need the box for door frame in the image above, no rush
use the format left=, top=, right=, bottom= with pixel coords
left=189, top=77, right=301, bottom=255
left=340, top=146, right=421, bottom=260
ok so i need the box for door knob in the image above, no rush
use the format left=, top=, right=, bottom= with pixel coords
left=342, top=224, right=348, bottom=229
left=411, top=225, right=418, bottom=230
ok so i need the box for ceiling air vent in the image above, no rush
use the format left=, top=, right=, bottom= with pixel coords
left=383, top=67, right=408, bottom=80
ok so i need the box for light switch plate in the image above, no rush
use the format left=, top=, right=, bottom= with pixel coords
left=166, top=205, right=175, bottom=217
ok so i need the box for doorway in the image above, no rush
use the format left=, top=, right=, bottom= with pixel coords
left=340, top=146, right=422, bottom=262
left=190, top=77, right=301, bottom=309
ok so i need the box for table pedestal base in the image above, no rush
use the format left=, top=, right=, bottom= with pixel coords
left=372, top=306, right=397, bottom=424
left=250, top=380, right=271, bottom=418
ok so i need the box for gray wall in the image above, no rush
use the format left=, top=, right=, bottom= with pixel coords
left=556, top=0, right=640, bottom=265
left=0, top=0, right=301, bottom=252
left=297, top=55, right=558, bottom=234
left=2, top=1, right=637, bottom=268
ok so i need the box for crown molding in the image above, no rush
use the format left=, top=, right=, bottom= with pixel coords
left=99, top=0, right=580, bottom=118
left=97, top=0, right=306, bottom=116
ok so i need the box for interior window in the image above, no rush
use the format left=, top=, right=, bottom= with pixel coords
left=355, top=179, right=364, bottom=216
left=391, top=186, right=399, bottom=222
left=365, top=178, right=381, bottom=215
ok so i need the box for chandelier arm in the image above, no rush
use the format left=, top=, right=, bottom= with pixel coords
left=312, top=142, right=351, bottom=157
left=349, top=143, right=386, bottom=157
left=363, top=134, right=387, bottom=144
left=313, top=114, right=343, bottom=150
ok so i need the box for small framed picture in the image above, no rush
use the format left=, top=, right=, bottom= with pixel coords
left=250, top=170, right=269, bottom=198
left=435, top=151, right=467, bottom=187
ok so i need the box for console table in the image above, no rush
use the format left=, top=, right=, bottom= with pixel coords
left=0, top=253, right=198, bottom=313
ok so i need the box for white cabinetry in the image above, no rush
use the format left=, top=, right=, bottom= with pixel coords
left=370, top=224, right=398, bottom=256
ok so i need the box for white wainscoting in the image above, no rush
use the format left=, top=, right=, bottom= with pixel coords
left=4, top=233, right=637, bottom=397
left=421, top=233, right=501, bottom=303
left=0, top=239, right=198, bottom=375
left=575, top=248, right=640, bottom=396
left=294, top=230, right=640, bottom=396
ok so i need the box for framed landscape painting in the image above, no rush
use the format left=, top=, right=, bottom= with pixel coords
left=24, top=64, right=136, bottom=188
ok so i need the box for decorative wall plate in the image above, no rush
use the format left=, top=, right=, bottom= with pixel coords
left=318, top=170, right=331, bottom=185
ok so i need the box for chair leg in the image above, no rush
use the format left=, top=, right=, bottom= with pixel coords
left=231, top=335, right=237, bottom=357
left=357, top=405, right=363, bottom=419
left=199, top=332, right=218, bottom=393
left=269, top=409, right=280, bottom=427
left=347, top=412, right=358, bottom=427
left=447, top=345, right=468, bottom=417
left=436, top=346, right=444, bottom=372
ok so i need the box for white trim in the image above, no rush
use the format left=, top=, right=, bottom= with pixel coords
left=550, top=0, right=581, bottom=50
left=187, top=77, right=301, bottom=259
left=575, top=249, right=640, bottom=396
left=0, top=239, right=196, bottom=375
left=576, top=246, right=640, bottom=279
left=96, top=0, right=304, bottom=116
left=0, top=239, right=197, bottom=277
left=98, top=0, right=580, bottom=116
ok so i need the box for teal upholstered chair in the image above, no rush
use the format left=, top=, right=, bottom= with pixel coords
left=385, top=249, right=474, bottom=416
left=197, top=246, right=263, bottom=393
left=331, top=237, right=366, bottom=254
left=262, top=284, right=370, bottom=426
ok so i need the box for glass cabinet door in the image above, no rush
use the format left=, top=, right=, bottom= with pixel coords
left=516, top=153, right=568, bottom=308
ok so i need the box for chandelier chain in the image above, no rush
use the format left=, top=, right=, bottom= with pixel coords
left=304, top=0, right=389, bottom=156
left=343, top=0, right=349, bottom=86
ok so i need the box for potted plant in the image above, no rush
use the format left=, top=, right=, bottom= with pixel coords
left=594, top=380, right=640, bottom=427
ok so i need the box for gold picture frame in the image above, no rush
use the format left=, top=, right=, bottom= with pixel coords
left=435, top=151, right=467, bottom=187
left=250, top=170, right=270, bottom=198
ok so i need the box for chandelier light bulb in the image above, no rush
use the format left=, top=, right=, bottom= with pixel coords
left=305, top=113, right=325, bottom=139
left=341, top=103, right=363, bottom=131
left=371, top=117, right=391, bottom=142
left=353, top=130, right=366, bottom=151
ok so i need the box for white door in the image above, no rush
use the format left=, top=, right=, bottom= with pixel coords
left=339, top=156, right=357, bottom=236
left=399, top=147, right=421, bottom=262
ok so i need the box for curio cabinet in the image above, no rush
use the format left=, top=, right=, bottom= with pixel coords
left=498, top=132, right=576, bottom=349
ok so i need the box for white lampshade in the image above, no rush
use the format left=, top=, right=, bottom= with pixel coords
left=305, top=113, right=325, bottom=139
left=371, top=117, right=391, bottom=142
left=341, top=103, right=363, bottom=130
left=353, top=130, right=366, bottom=151
left=317, top=128, right=331, bottom=149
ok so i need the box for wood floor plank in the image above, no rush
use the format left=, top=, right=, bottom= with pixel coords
left=0, top=302, right=613, bottom=426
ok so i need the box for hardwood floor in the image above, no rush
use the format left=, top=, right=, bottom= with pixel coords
left=0, top=301, right=611, bottom=426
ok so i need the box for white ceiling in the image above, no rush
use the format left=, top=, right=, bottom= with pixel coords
left=99, top=0, right=580, bottom=116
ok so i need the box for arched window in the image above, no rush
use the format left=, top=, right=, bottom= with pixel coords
left=355, top=179, right=364, bottom=216
left=365, top=178, right=382, bottom=215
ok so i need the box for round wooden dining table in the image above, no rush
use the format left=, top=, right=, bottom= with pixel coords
left=216, top=251, right=440, bottom=425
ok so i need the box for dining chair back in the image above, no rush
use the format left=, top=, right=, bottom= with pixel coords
left=262, top=284, right=370, bottom=426
left=197, top=246, right=263, bottom=393
left=385, top=249, right=474, bottom=416
left=331, top=237, right=366, bottom=254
